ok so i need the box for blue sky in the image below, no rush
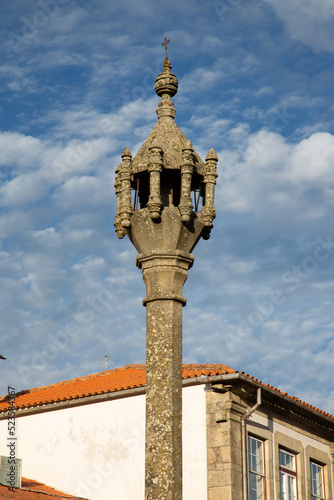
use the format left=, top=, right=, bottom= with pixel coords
left=1, top=0, right=334, bottom=413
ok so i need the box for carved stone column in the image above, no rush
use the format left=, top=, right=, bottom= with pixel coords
left=119, top=147, right=133, bottom=228
left=202, top=148, right=218, bottom=234
left=114, top=166, right=125, bottom=239
left=179, top=140, right=194, bottom=222
left=147, top=145, right=164, bottom=220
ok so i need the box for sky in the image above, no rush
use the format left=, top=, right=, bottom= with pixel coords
left=0, top=0, right=334, bottom=414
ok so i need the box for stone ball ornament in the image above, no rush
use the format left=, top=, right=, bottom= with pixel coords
left=154, top=58, right=178, bottom=97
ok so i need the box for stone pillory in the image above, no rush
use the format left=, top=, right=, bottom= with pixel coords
left=114, top=57, right=218, bottom=500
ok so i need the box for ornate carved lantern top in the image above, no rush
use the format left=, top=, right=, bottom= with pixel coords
left=114, top=58, right=218, bottom=240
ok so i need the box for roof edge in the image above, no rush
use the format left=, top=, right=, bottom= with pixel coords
left=205, top=373, right=334, bottom=429
left=0, top=385, right=146, bottom=420
left=2, top=373, right=334, bottom=429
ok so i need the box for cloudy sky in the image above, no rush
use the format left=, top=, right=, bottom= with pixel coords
left=1, top=0, right=334, bottom=413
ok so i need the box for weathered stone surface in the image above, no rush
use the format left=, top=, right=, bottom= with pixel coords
left=130, top=58, right=205, bottom=176
left=115, top=55, right=218, bottom=500
left=130, top=115, right=205, bottom=175
left=154, top=58, right=178, bottom=98
left=133, top=207, right=203, bottom=500
left=128, top=207, right=205, bottom=257
left=145, top=299, right=183, bottom=499
left=206, top=390, right=244, bottom=500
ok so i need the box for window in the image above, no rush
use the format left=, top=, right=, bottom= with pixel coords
left=310, top=461, right=324, bottom=500
left=279, top=449, right=297, bottom=500
left=248, top=435, right=265, bottom=500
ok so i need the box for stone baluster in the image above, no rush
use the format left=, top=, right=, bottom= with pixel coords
left=147, top=145, right=163, bottom=220
left=114, top=165, right=125, bottom=239
left=202, top=148, right=218, bottom=237
left=178, top=140, right=194, bottom=222
left=119, top=147, right=133, bottom=228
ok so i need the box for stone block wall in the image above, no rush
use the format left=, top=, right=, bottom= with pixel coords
left=206, top=388, right=245, bottom=500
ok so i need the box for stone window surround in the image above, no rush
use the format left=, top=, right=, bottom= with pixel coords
left=245, top=426, right=333, bottom=500
left=246, top=426, right=273, bottom=500
left=310, top=460, right=325, bottom=499
left=305, top=445, right=331, bottom=500
left=274, top=432, right=304, bottom=498
left=279, top=448, right=298, bottom=500
left=248, top=434, right=266, bottom=499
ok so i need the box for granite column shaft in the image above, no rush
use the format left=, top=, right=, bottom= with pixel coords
left=137, top=251, right=193, bottom=500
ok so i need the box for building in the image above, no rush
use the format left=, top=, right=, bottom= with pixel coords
left=0, top=477, right=87, bottom=499
left=0, top=363, right=333, bottom=499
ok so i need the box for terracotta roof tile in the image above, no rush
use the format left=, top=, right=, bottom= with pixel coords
left=0, top=364, right=233, bottom=414
left=0, top=363, right=332, bottom=421
left=0, top=477, right=87, bottom=499
left=239, top=371, right=334, bottom=420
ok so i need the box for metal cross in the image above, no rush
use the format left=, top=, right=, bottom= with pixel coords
left=162, top=37, right=170, bottom=58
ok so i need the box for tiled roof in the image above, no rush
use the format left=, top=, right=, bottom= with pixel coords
left=0, top=477, right=87, bottom=499
left=238, top=371, right=334, bottom=421
left=0, top=363, right=333, bottom=422
left=0, top=364, right=233, bottom=413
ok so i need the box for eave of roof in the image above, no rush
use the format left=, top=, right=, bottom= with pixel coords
left=0, top=364, right=232, bottom=416
left=0, top=364, right=333, bottom=427
left=0, top=477, right=87, bottom=499
left=206, top=372, right=334, bottom=429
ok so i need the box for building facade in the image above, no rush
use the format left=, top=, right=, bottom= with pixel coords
left=0, top=364, right=333, bottom=500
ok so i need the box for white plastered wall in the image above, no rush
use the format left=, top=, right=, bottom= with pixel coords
left=0, top=384, right=207, bottom=500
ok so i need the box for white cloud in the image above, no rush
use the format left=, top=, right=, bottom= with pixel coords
left=0, top=251, right=22, bottom=278
left=0, top=95, right=159, bottom=209
left=72, top=255, right=106, bottom=273
left=52, top=175, right=112, bottom=210
left=255, top=86, right=275, bottom=97
left=0, top=132, right=44, bottom=169
left=0, top=65, right=36, bottom=93
left=264, top=0, right=334, bottom=53
left=0, top=171, right=52, bottom=207
left=33, top=227, right=62, bottom=247
left=217, top=130, right=334, bottom=233
left=287, top=132, right=334, bottom=181
left=0, top=211, right=33, bottom=237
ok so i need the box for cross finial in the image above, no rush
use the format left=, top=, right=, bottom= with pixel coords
left=162, top=37, right=170, bottom=59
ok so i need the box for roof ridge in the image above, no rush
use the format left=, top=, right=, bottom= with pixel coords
left=25, top=363, right=147, bottom=394
left=19, top=363, right=233, bottom=395
left=185, top=363, right=235, bottom=369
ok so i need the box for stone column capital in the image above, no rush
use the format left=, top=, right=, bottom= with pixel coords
left=136, top=249, right=194, bottom=270
left=136, top=250, right=194, bottom=306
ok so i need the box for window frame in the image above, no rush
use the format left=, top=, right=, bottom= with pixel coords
left=248, top=434, right=266, bottom=500
left=310, top=460, right=325, bottom=500
left=279, top=447, right=298, bottom=500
